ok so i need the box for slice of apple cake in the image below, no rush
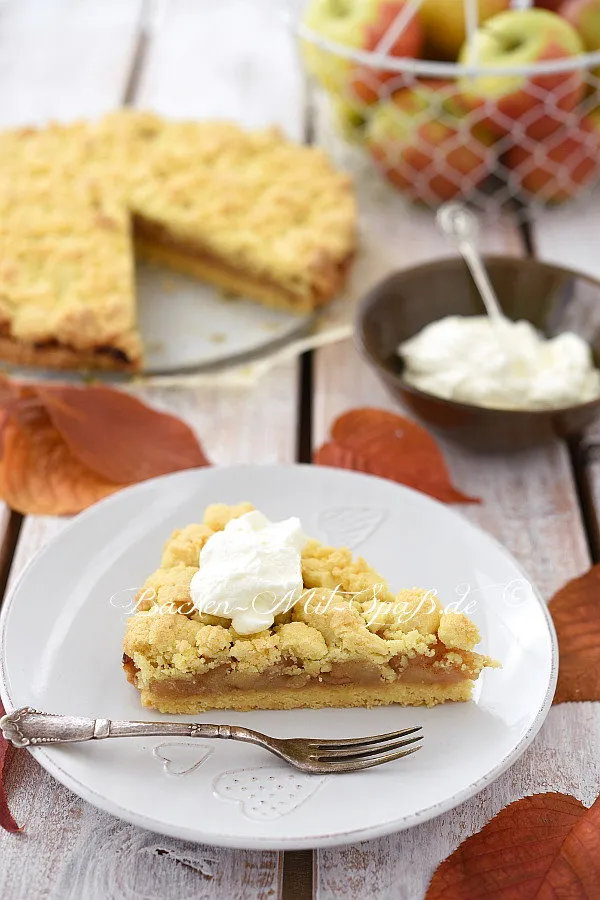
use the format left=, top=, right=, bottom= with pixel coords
left=123, top=503, right=499, bottom=714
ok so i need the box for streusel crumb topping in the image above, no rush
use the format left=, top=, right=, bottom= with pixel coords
left=124, top=503, right=497, bottom=689
left=105, top=111, right=357, bottom=293
left=0, top=111, right=356, bottom=355
left=0, top=121, right=140, bottom=357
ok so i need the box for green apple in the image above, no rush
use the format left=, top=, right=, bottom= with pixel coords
left=506, top=108, right=600, bottom=201
left=365, top=80, right=496, bottom=202
left=561, top=0, right=600, bottom=50
left=458, top=9, right=585, bottom=138
left=419, top=0, right=510, bottom=60
left=329, top=95, right=369, bottom=143
left=302, top=0, right=423, bottom=102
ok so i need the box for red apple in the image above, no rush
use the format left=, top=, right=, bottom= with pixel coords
left=561, top=0, right=600, bottom=50
left=458, top=9, right=585, bottom=139
left=505, top=109, right=600, bottom=201
left=302, top=0, right=423, bottom=103
left=350, top=2, right=424, bottom=103
left=535, top=1, right=565, bottom=10
left=365, top=80, right=496, bottom=202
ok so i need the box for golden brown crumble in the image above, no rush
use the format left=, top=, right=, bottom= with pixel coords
left=123, top=503, right=498, bottom=694
left=0, top=111, right=356, bottom=369
left=438, top=611, right=480, bottom=651
left=0, top=121, right=140, bottom=363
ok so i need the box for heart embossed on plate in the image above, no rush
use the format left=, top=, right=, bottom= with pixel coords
left=153, top=742, right=213, bottom=777
left=213, top=768, right=327, bottom=820
left=318, top=506, right=386, bottom=549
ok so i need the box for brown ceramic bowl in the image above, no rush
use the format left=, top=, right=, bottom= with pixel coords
left=355, top=256, right=600, bottom=452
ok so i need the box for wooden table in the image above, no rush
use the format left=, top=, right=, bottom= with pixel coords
left=1, top=1, right=600, bottom=897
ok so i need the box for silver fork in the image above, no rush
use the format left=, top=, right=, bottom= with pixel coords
left=1, top=707, right=422, bottom=774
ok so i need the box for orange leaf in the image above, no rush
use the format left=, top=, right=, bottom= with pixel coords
left=426, top=792, right=600, bottom=899
left=313, top=442, right=371, bottom=473
left=314, top=408, right=480, bottom=504
left=0, top=409, right=122, bottom=515
left=550, top=565, right=600, bottom=704
left=34, top=383, right=209, bottom=484
left=0, top=700, right=21, bottom=833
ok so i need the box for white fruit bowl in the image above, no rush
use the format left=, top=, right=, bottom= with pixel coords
left=288, top=0, right=600, bottom=218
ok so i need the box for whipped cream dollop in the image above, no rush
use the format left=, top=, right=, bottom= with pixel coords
left=398, top=315, right=600, bottom=411
left=189, top=510, right=307, bottom=635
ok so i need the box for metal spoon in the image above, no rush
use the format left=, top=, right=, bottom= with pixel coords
left=436, top=203, right=507, bottom=324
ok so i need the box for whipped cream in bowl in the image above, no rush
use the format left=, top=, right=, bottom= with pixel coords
left=189, top=510, right=307, bottom=635
left=398, top=315, right=600, bottom=412
left=354, top=257, right=600, bottom=450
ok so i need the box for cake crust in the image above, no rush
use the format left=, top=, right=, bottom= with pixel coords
left=131, top=682, right=474, bottom=715
left=0, top=333, right=138, bottom=372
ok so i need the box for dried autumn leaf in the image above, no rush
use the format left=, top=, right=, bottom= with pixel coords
left=426, top=792, right=600, bottom=899
left=0, top=700, right=20, bottom=833
left=550, top=565, right=600, bottom=704
left=34, top=383, right=209, bottom=484
left=0, top=409, right=122, bottom=515
left=314, top=408, right=479, bottom=504
left=0, top=376, right=211, bottom=515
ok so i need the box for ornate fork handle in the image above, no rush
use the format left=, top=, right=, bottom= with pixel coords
left=0, top=707, right=255, bottom=749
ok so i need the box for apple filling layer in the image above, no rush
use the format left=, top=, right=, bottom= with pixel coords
left=123, top=648, right=483, bottom=713
left=123, top=503, right=499, bottom=714
left=134, top=217, right=353, bottom=315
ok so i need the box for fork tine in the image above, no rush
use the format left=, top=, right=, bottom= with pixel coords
left=309, top=726, right=422, bottom=750
left=311, top=734, right=422, bottom=761
left=317, top=744, right=422, bottom=773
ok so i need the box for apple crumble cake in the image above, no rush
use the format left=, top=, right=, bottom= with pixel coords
left=123, top=503, right=499, bottom=713
left=0, top=111, right=356, bottom=371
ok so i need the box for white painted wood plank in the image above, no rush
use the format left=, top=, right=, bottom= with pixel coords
left=0, top=0, right=145, bottom=607
left=0, top=0, right=303, bottom=895
left=0, top=0, right=143, bottom=126
left=531, top=203, right=600, bottom=451
left=313, top=340, right=596, bottom=900
left=137, top=0, right=305, bottom=140
left=531, top=200, right=600, bottom=283
left=2, top=743, right=281, bottom=900
left=133, top=377, right=298, bottom=466
left=310, top=120, right=596, bottom=897
left=316, top=704, right=600, bottom=900
left=131, top=0, right=302, bottom=470
left=313, top=340, right=589, bottom=599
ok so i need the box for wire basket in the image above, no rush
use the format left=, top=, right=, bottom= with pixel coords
left=290, top=0, right=600, bottom=218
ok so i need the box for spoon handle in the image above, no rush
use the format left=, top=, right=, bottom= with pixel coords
left=436, top=203, right=507, bottom=324
left=458, top=239, right=505, bottom=323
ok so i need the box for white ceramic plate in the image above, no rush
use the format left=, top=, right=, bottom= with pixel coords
left=6, top=264, right=313, bottom=380
left=0, top=465, right=557, bottom=849
left=136, top=265, right=313, bottom=375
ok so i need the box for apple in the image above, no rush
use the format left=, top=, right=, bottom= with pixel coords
left=561, top=0, right=600, bottom=50
left=419, top=0, right=510, bottom=61
left=560, top=0, right=600, bottom=83
left=535, top=0, right=564, bottom=10
left=458, top=9, right=585, bottom=139
left=302, top=0, right=423, bottom=103
left=505, top=109, right=600, bottom=201
left=330, top=95, right=368, bottom=143
left=365, top=80, right=496, bottom=202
